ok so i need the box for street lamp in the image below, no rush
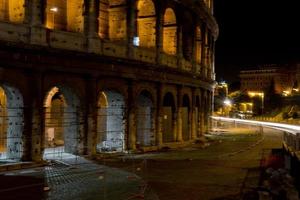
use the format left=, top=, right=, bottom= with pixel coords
left=50, top=7, right=58, bottom=29
left=223, top=99, right=231, bottom=106
left=223, top=98, right=232, bottom=116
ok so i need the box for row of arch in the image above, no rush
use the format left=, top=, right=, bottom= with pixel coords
left=0, top=83, right=211, bottom=161
left=0, top=0, right=214, bottom=66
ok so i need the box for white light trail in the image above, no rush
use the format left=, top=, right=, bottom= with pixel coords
left=211, top=116, right=300, bottom=135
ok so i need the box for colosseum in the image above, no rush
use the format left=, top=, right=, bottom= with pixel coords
left=0, top=0, right=218, bottom=162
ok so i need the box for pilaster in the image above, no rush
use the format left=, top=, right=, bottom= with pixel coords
left=176, top=86, right=183, bottom=142
left=86, top=0, right=102, bottom=54
left=30, top=0, right=47, bottom=46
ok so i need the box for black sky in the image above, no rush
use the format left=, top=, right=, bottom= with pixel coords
left=214, top=0, right=300, bottom=83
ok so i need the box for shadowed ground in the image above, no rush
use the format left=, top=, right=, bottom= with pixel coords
left=0, top=126, right=283, bottom=200
left=101, top=126, right=283, bottom=200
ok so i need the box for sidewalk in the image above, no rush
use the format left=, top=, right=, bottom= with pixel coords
left=0, top=156, right=159, bottom=200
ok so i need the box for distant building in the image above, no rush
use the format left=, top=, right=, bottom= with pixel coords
left=214, top=81, right=228, bottom=97
left=239, top=64, right=299, bottom=95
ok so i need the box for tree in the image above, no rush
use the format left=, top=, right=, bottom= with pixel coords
left=264, top=78, right=282, bottom=113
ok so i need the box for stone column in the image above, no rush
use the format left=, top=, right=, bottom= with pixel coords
left=128, top=106, right=137, bottom=151
left=85, top=78, right=98, bottom=156
left=30, top=0, right=42, bottom=26
left=86, top=0, right=102, bottom=53
left=191, top=27, right=197, bottom=73
left=208, top=91, right=213, bottom=131
left=201, top=26, right=208, bottom=78
left=156, top=84, right=163, bottom=146
left=30, top=0, right=47, bottom=45
left=177, top=24, right=183, bottom=69
left=210, top=0, right=214, bottom=14
left=22, top=105, right=33, bottom=161
left=200, top=89, right=205, bottom=135
left=128, top=83, right=137, bottom=151
left=211, top=40, right=216, bottom=80
left=24, top=0, right=31, bottom=24
left=127, top=0, right=136, bottom=58
left=191, top=90, right=197, bottom=139
left=30, top=74, right=44, bottom=162
left=176, top=87, right=183, bottom=142
left=156, top=6, right=163, bottom=64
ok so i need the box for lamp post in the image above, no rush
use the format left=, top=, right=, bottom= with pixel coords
left=50, top=7, right=58, bottom=29
left=223, top=98, right=232, bottom=117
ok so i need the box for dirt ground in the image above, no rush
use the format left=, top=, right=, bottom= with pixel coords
left=99, top=126, right=284, bottom=200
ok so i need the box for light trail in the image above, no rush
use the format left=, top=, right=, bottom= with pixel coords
left=211, top=116, right=300, bottom=135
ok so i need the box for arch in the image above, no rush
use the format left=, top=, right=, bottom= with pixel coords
left=0, top=84, right=24, bottom=161
left=0, top=0, right=25, bottom=23
left=136, top=90, right=155, bottom=148
left=43, top=86, right=81, bottom=159
left=137, top=0, right=156, bottom=48
left=96, top=90, right=125, bottom=152
left=98, top=0, right=127, bottom=40
left=162, top=92, right=176, bottom=143
left=163, top=8, right=177, bottom=55
left=195, top=26, right=202, bottom=64
left=45, top=0, right=84, bottom=32
left=182, top=94, right=190, bottom=141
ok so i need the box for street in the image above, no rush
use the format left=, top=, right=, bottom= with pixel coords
left=101, top=126, right=284, bottom=200
left=0, top=125, right=283, bottom=200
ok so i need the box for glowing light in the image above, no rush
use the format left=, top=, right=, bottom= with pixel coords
left=248, top=91, right=264, bottom=97
left=133, top=37, right=140, bottom=46
left=282, top=90, right=291, bottom=96
left=223, top=99, right=231, bottom=106
left=50, top=7, right=58, bottom=12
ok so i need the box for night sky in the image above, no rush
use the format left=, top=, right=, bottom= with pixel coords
left=214, top=0, right=300, bottom=83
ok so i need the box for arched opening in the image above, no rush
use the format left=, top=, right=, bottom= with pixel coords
left=98, top=0, right=127, bottom=41
left=182, top=13, right=193, bottom=61
left=163, top=8, right=177, bottom=55
left=136, top=90, right=155, bottom=148
left=97, top=90, right=125, bottom=153
left=43, top=86, right=81, bottom=159
left=162, top=92, right=175, bottom=143
left=45, top=0, right=84, bottom=32
left=137, top=0, right=156, bottom=48
left=0, top=0, right=25, bottom=23
left=182, top=94, right=190, bottom=141
left=195, top=26, right=202, bottom=64
left=0, top=85, right=24, bottom=161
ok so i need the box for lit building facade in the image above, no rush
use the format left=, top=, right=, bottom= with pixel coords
left=0, top=0, right=218, bottom=162
left=240, top=64, right=292, bottom=94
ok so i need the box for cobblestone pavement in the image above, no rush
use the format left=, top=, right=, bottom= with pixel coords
left=0, top=156, right=159, bottom=200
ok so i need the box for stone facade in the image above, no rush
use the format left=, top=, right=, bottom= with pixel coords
left=240, top=64, right=300, bottom=95
left=0, top=0, right=218, bottom=162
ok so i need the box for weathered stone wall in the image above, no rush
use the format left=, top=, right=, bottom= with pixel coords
left=0, top=0, right=217, bottom=161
